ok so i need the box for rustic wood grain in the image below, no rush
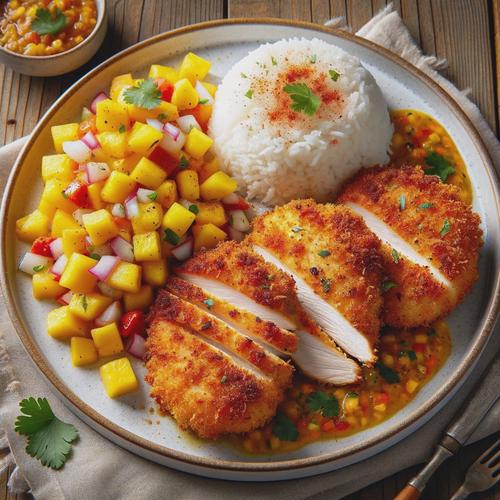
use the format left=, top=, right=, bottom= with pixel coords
left=0, top=1, right=498, bottom=499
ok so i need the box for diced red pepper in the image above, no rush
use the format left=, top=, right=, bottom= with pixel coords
left=64, top=181, right=90, bottom=208
left=148, top=146, right=178, bottom=176
left=296, top=418, right=308, bottom=430
left=223, top=197, right=251, bottom=211
left=120, top=310, right=146, bottom=338
left=374, top=392, right=390, bottom=405
left=412, top=343, right=426, bottom=353
left=158, top=80, right=174, bottom=102
left=334, top=420, right=350, bottom=431
left=321, top=420, right=335, bottom=432
left=31, top=236, right=55, bottom=257
left=425, top=355, right=438, bottom=373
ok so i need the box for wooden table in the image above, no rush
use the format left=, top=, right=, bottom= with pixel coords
left=0, top=1, right=498, bottom=499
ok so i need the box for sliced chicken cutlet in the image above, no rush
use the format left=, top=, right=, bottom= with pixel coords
left=176, top=241, right=360, bottom=384
left=248, top=199, right=384, bottom=365
left=146, top=290, right=293, bottom=439
left=337, top=165, right=483, bottom=327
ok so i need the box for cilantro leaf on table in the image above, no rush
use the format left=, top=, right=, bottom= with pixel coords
left=123, top=78, right=161, bottom=110
left=376, top=361, right=401, bottom=384
left=283, top=83, right=321, bottom=116
left=272, top=410, right=299, bottom=441
left=424, top=152, right=455, bottom=182
left=307, top=391, right=339, bottom=418
left=31, top=8, right=67, bottom=36
left=15, top=397, right=78, bottom=470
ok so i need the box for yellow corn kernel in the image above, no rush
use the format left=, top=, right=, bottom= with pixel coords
left=406, top=379, right=419, bottom=394
left=91, top=322, right=124, bottom=357
left=100, top=357, right=138, bottom=398
left=71, top=337, right=98, bottom=367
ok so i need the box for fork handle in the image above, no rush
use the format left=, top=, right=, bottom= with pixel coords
left=450, top=484, right=470, bottom=500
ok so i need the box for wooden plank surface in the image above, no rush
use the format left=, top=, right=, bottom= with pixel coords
left=0, top=1, right=499, bottom=499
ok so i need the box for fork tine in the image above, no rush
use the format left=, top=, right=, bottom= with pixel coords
left=479, top=439, right=500, bottom=466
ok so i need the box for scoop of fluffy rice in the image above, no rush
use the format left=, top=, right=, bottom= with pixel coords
left=209, top=38, right=393, bottom=205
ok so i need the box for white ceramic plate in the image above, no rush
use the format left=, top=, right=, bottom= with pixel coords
left=1, top=20, right=499, bottom=481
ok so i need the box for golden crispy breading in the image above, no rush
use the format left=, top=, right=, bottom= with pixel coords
left=337, top=165, right=483, bottom=327
left=248, top=199, right=383, bottom=363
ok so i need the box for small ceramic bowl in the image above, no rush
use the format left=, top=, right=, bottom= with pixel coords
left=0, top=0, right=107, bottom=77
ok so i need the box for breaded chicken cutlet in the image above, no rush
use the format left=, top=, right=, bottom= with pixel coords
left=338, top=165, right=483, bottom=327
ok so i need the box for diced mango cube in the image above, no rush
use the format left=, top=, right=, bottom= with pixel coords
left=133, top=231, right=161, bottom=261
left=130, top=202, right=163, bottom=234
left=124, top=100, right=179, bottom=123
left=62, top=228, right=87, bottom=256
left=47, top=305, right=89, bottom=340
left=110, top=73, right=133, bottom=101
left=40, top=179, right=78, bottom=215
left=82, top=209, right=119, bottom=246
left=149, top=64, right=179, bottom=83
left=142, top=259, right=168, bottom=287
left=179, top=52, right=211, bottom=84
left=100, top=357, right=138, bottom=398
left=41, top=154, right=75, bottom=182
left=101, top=171, right=136, bottom=203
left=171, top=78, right=198, bottom=110
left=69, top=292, right=113, bottom=321
left=87, top=181, right=106, bottom=209
left=59, top=253, right=98, bottom=293
left=201, top=81, right=217, bottom=97
left=51, top=209, right=81, bottom=237
left=130, top=157, right=166, bottom=189
left=91, top=322, right=124, bottom=357
left=110, top=153, right=141, bottom=174
left=95, top=99, right=129, bottom=133
left=184, top=127, right=213, bottom=159
left=176, top=169, right=199, bottom=200
left=162, top=202, right=196, bottom=237
left=97, top=131, right=128, bottom=158
left=156, top=180, right=178, bottom=209
left=32, top=272, right=67, bottom=300
left=195, top=202, right=226, bottom=226
left=123, top=284, right=153, bottom=311
left=15, top=210, right=50, bottom=242
left=127, top=122, right=163, bottom=155
left=194, top=223, right=227, bottom=251
left=71, top=337, right=98, bottom=366
left=200, top=171, right=238, bottom=200
left=107, top=261, right=142, bottom=293
left=51, top=123, right=79, bottom=153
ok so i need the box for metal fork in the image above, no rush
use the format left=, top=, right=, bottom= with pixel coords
left=450, top=438, right=500, bottom=499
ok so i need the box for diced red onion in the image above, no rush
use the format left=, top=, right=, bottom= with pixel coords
left=171, top=237, right=193, bottom=261
left=227, top=225, right=245, bottom=242
left=18, top=252, right=53, bottom=275
left=137, top=188, right=156, bottom=203
left=88, top=242, right=113, bottom=256
left=90, top=91, right=108, bottom=114
left=126, top=334, right=146, bottom=360
left=160, top=130, right=186, bottom=154
left=163, top=122, right=180, bottom=140
left=110, top=236, right=134, bottom=262
left=97, top=281, right=122, bottom=299
left=178, top=199, right=193, bottom=210
left=81, top=131, right=100, bottom=150
left=146, top=118, right=163, bottom=131
left=49, top=238, right=64, bottom=259
left=78, top=163, right=86, bottom=171
left=229, top=210, right=251, bottom=232
left=63, top=140, right=91, bottom=163
left=81, top=106, right=93, bottom=121
left=57, top=290, right=73, bottom=305
left=125, top=196, right=139, bottom=219
left=73, top=208, right=93, bottom=227
left=177, top=115, right=201, bottom=134
left=86, top=162, right=110, bottom=183
left=95, top=301, right=121, bottom=327
left=51, top=254, right=68, bottom=277
left=195, top=80, right=214, bottom=105
left=222, top=193, right=240, bottom=204
left=89, top=255, right=120, bottom=281
left=111, top=203, right=125, bottom=218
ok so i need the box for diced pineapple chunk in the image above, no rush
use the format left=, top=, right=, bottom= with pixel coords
left=51, top=209, right=81, bottom=237
left=194, top=223, right=227, bottom=251
left=201, top=81, right=217, bottom=97
left=162, top=202, right=196, bottom=237
left=110, top=73, right=133, bottom=101
left=15, top=210, right=50, bottom=242
left=71, top=337, right=98, bottom=366
left=149, top=64, right=179, bottom=83
left=100, top=357, right=138, bottom=398
left=62, top=228, right=87, bottom=255
left=171, top=78, right=198, bottom=110
left=184, top=128, right=213, bottom=159
left=156, top=180, right=178, bottom=209
left=130, top=157, right=166, bottom=189
left=47, top=305, right=89, bottom=340
left=87, top=181, right=106, bottom=209
left=110, top=153, right=141, bottom=174
left=40, top=178, right=78, bottom=215
left=95, top=99, right=129, bottom=133
left=123, top=284, right=153, bottom=311
left=124, top=100, right=179, bottom=123
left=127, top=122, right=163, bottom=155
left=91, top=322, right=124, bottom=357
left=195, top=201, right=226, bottom=226
left=133, top=231, right=161, bottom=261
left=41, top=154, right=75, bottom=182
left=131, top=202, right=163, bottom=234
left=32, top=272, right=67, bottom=300
left=59, top=253, right=98, bottom=293
left=107, top=261, right=142, bottom=293
left=51, top=123, right=79, bottom=153
left=83, top=209, right=119, bottom=246
left=200, top=171, right=238, bottom=200
left=176, top=170, right=199, bottom=200
left=142, top=259, right=168, bottom=287
left=179, top=52, right=211, bottom=84
left=97, top=131, right=128, bottom=158
left=101, top=171, right=136, bottom=203
left=69, top=292, right=113, bottom=320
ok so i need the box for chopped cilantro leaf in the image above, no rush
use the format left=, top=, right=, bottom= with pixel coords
left=271, top=56, right=277, bottom=66
left=318, top=250, right=331, bottom=257
left=440, top=219, right=451, bottom=237
left=164, top=228, right=180, bottom=245
left=382, top=280, right=397, bottom=292
left=398, top=350, right=417, bottom=361
left=31, top=8, right=67, bottom=36
left=89, top=253, right=101, bottom=260
left=283, top=83, right=320, bottom=116
left=346, top=391, right=358, bottom=398
left=272, top=410, right=299, bottom=441
left=199, top=98, right=209, bottom=105
left=310, top=54, right=317, bottom=63
left=179, top=156, right=189, bottom=169
left=376, top=361, right=400, bottom=383
left=118, top=124, right=126, bottom=133
left=220, top=375, right=228, bottom=384
left=81, top=295, right=88, bottom=312
left=147, top=191, right=158, bottom=201
left=419, top=202, right=433, bottom=209
left=307, top=391, right=339, bottom=417
left=399, top=194, right=406, bottom=210
left=123, top=78, right=161, bottom=110
left=391, top=248, right=399, bottom=264
left=427, top=328, right=437, bottom=337
left=424, top=152, right=455, bottom=182
left=32, top=265, right=45, bottom=272
left=321, top=278, right=331, bottom=293
left=203, top=298, right=214, bottom=309
left=157, top=113, right=167, bottom=121
left=188, top=204, right=199, bottom=214
left=240, top=72, right=247, bottom=78
left=329, top=69, right=340, bottom=82
left=245, top=89, right=253, bottom=99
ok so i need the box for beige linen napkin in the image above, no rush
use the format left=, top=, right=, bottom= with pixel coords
left=1, top=6, right=499, bottom=499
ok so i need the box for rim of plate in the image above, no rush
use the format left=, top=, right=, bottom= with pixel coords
left=1, top=18, right=499, bottom=474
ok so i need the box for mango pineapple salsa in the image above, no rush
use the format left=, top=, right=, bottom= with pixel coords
left=15, top=52, right=252, bottom=399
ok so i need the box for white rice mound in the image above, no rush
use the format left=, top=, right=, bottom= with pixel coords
left=209, top=38, right=393, bottom=205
